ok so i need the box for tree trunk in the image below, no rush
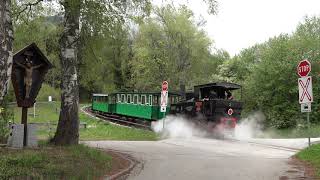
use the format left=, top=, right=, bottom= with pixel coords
left=51, top=0, right=81, bottom=145
left=0, top=0, right=13, bottom=104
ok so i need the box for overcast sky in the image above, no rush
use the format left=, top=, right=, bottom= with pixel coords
left=154, top=0, right=320, bottom=56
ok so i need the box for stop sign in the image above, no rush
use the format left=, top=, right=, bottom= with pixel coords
left=297, top=59, right=311, bottom=77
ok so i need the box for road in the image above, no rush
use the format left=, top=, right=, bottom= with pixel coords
left=84, top=137, right=311, bottom=180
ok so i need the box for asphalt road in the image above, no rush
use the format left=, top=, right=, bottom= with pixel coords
left=84, top=137, right=310, bottom=180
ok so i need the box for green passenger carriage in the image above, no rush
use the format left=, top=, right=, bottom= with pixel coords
left=91, top=92, right=181, bottom=121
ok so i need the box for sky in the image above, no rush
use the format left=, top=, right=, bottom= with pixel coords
left=154, top=0, right=320, bottom=56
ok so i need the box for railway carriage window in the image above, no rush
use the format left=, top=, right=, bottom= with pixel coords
left=121, top=94, right=126, bottom=103
left=127, top=94, right=132, bottom=103
left=137, top=95, right=141, bottom=104
left=149, top=95, right=153, bottom=106
left=141, top=95, right=146, bottom=105
left=133, top=95, right=138, bottom=104
left=145, top=95, right=149, bottom=105
left=153, top=96, right=159, bottom=105
left=117, top=94, right=121, bottom=103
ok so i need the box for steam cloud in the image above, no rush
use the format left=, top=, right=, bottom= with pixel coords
left=152, top=111, right=266, bottom=140
left=234, top=111, right=266, bottom=140
left=151, top=115, right=207, bottom=138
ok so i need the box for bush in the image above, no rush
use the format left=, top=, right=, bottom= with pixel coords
left=0, top=98, right=14, bottom=143
left=36, top=84, right=60, bottom=102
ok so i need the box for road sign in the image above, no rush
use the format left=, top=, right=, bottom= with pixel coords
left=162, top=81, right=168, bottom=91
left=160, top=81, right=168, bottom=112
left=301, top=103, right=311, bottom=113
left=298, top=76, right=313, bottom=104
left=297, top=59, right=311, bottom=77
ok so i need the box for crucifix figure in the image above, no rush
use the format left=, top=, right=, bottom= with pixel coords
left=16, top=53, right=43, bottom=99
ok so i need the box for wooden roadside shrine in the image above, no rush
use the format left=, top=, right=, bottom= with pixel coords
left=11, top=43, right=53, bottom=147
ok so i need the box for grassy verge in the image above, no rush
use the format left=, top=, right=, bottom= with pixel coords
left=261, top=125, right=320, bottom=139
left=0, top=144, right=111, bottom=179
left=296, top=144, right=320, bottom=177
left=11, top=102, right=158, bottom=141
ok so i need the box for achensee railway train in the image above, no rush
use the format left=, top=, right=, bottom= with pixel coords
left=91, top=82, right=243, bottom=132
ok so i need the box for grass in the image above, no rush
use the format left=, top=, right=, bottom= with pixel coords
left=296, top=144, right=320, bottom=177
left=0, top=143, right=112, bottom=179
left=11, top=102, right=158, bottom=141
left=261, top=125, right=320, bottom=139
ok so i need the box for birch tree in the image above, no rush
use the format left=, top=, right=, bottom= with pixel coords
left=51, top=0, right=81, bottom=145
left=0, top=0, right=13, bottom=104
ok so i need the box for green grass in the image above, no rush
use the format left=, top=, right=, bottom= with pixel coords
left=296, top=144, right=320, bottom=177
left=261, top=125, right=320, bottom=139
left=11, top=102, right=158, bottom=141
left=0, top=144, right=111, bottom=179
left=79, top=113, right=158, bottom=141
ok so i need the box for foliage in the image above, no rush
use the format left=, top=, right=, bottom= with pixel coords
left=0, top=144, right=111, bottom=179
left=37, top=83, right=61, bottom=102
left=0, top=97, right=14, bottom=143
left=221, top=16, right=320, bottom=128
left=131, top=5, right=222, bottom=91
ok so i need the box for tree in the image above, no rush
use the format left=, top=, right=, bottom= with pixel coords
left=0, top=0, right=13, bottom=104
left=131, top=5, right=216, bottom=91
left=51, top=0, right=81, bottom=145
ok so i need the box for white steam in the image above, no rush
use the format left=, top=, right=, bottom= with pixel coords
left=152, top=112, right=267, bottom=140
left=151, top=116, right=207, bottom=138
left=234, top=111, right=266, bottom=140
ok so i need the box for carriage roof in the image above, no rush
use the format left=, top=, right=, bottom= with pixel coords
left=92, top=93, right=108, bottom=97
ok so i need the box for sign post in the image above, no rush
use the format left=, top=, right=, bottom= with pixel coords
left=161, top=81, right=168, bottom=130
left=297, top=59, right=312, bottom=146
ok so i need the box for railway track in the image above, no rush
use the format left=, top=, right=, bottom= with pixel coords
left=83, top=106, right=153, bottom=130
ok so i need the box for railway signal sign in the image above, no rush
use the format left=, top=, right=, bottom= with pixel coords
left=298, top=76, right=313, bottom=104
left=297, top=59, right=312, bottom=147
left=297, top=59, right=311, bottom=77
left=160, top=81, right=168, bottom=112
left=301, top=103, right=311, bottom=113
left=162, top=81, right=168, bottom=91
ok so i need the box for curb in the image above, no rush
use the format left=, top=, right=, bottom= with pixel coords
left=101, top=149, right=138, bottom=180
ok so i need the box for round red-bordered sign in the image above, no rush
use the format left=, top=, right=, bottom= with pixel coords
left=227, top=108, right=233, bottom=116
left=162, top=81, right=168, bottom=91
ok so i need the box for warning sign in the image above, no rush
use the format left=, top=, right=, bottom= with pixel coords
left=298, top=76, right=313, bottom=104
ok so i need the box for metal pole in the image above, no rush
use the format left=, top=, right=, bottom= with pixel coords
left=308, top=112, right=311, bottom=147
left=21, top=107, right=28, bottom=147
left=162, top=112, right=165, bottom=130
left=33, top=103, right=36, bottom=118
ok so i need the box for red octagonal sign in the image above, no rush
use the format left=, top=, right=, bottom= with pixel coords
left=297, top=59, right=311, bottom=77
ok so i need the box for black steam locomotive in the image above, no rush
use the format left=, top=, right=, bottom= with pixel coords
left=170, top=82, right=243, bottom=130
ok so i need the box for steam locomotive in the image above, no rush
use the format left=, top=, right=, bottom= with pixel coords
left=91, top=82, right=243, bottom=132
left=170, top=82, right=243, bottom=131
